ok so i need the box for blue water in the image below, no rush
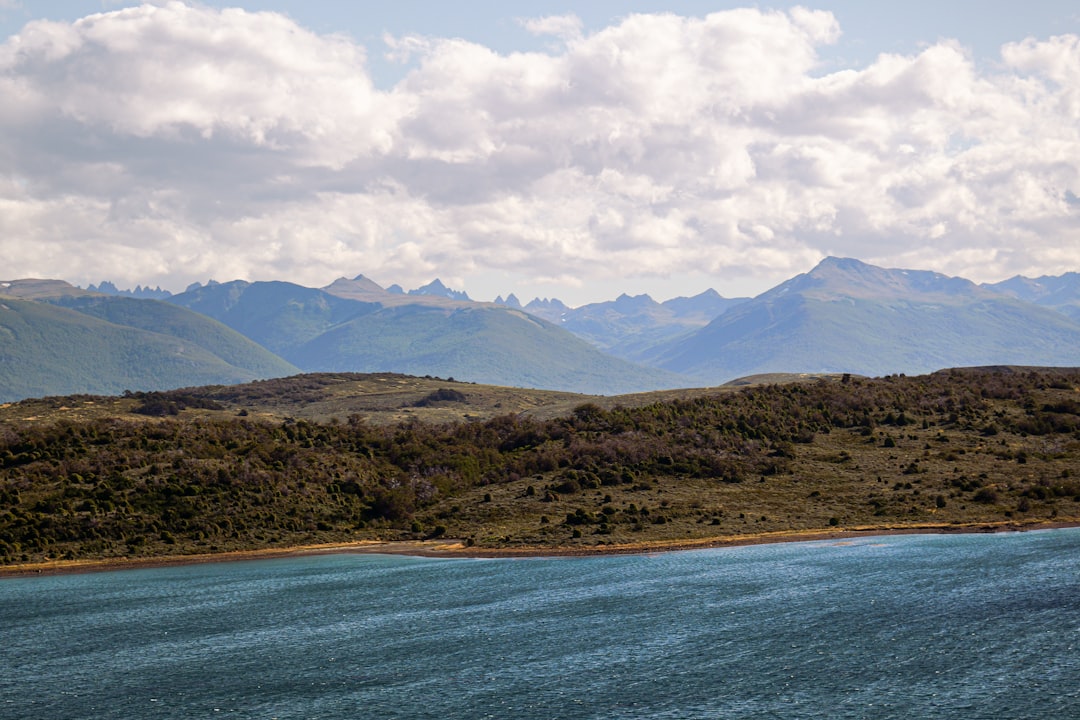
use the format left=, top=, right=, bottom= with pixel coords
left=2, top=530, right=1080, bottom=719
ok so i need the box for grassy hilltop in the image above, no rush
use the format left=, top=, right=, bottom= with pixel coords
left=1, top=368, right=1079, bottom=566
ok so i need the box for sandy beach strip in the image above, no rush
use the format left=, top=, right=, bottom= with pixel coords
left=3, top=519, right=1079, bottom=578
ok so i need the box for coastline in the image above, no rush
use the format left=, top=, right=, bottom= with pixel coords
left=3, top=518, right=1079, bottom=578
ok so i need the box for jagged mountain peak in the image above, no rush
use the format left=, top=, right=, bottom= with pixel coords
left=184, top=279, right=221, bottom=293
left=612, top=293, right=658, bottom=310
left=323, top=274, right=387, bottom=301
left=525, top=297, right=569, bottom=310
left=86, top=281, right=172, bottom=299
left=686, top=288, right=722, bottom=300
left=410, top=279, right=471, bottom=301
left=522, top=297, right=571, bottom=324
left=421, top=278, right=448, bottom=290
left=494, top=293, right=523, bottom=309
left=349, top=273, right=384, bottom=289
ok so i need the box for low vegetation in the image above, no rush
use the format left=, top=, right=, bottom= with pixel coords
left=1, top=367, right=1079, bottom=565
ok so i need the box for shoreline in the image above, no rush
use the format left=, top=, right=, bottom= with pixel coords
left=3, top=519, right=1078, bottom=578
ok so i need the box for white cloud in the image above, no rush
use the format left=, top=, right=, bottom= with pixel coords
left=1, top=2, right=397, bottom=165
left=0, top=3, right=1078, bottom=301
left=519, top=14, right=582, bottom=41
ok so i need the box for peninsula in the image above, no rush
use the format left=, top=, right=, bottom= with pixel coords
left=2, top=367, right=1079, bottom=573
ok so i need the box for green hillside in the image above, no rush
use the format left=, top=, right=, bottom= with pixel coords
left=53, top=294, right=299, bottom=379
left=292, top=303, right=689, bottom=394
left=170, top=282, right=690, bottom=394
left=0, top=297, right=297, bottom=402
left=171, top=280, right=378, bottom=354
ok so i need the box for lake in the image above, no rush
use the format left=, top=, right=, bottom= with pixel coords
left=3, top=529, right=1079, bottom=719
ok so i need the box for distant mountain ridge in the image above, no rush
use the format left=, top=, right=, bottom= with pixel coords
left=518, top=297, right=571, bottom=318
left=86, top=280, right=172, bottom=300
left=515, top=289, right=749, bottom=362
left=646, top=257, right=1080, bottom=383
left=983, top=273, right=1080, bottom=321
left=167, top=280, right=690, bottom=395
left=7, top=257, right=1080, bottom=403
left=320, top=277, right=748, bottom=366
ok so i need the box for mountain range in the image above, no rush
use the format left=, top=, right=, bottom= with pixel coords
left=982, top=273, right=1080, bottom=322
left=168, top=277, right=684, bottom=395
left=644, top=257, right=1080, bottom=383
left=3, top=258, right=1080, bottom=402
left=507, top=289, right=748, bottom=362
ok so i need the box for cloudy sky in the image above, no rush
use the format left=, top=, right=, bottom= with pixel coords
left=1, top=1, right=1078, bottom=305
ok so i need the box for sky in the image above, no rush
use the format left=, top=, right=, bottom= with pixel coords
left=1, top=1, right=1078, bottom=306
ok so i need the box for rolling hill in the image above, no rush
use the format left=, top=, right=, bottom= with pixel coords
left=169, top=280, right=378, bottom=354
left=51, top=293, right=300, bottom=379
left=0, top=294, right=298, bottom=402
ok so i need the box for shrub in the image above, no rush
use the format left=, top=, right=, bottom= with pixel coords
left=413, top=388, right=467, bottom=407
left=553, top=477, right=580, bottom=494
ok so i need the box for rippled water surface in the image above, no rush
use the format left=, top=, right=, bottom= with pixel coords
left=3, top=530, right=1080, bottom=719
